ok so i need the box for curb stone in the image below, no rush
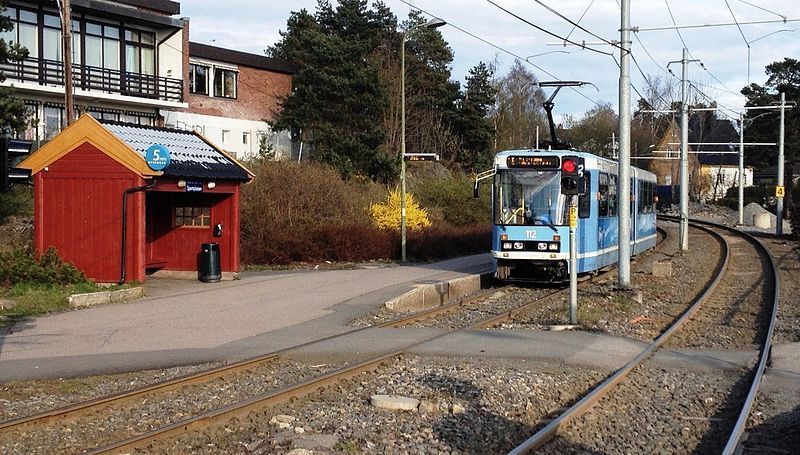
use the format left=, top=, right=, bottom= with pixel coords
left=68, top=287, right=144, bottom=308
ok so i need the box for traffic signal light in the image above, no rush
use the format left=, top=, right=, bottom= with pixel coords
left=560, top=155, right=584, bottom=195
left=1, top=137, right=33, bottom=193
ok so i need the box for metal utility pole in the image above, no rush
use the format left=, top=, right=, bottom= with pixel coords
left=569, top=195, right=578, bottom=324
left=400, top=18, right=446, bottom=262
left=617, top=0, right=632, bottom=288
left=777, top=91, right=785, bottom=236
left=738, top=112, right=744, bottom=225
left=668, top=49, right=699, bottom=251
left=61, top=0, right=74, bottom=125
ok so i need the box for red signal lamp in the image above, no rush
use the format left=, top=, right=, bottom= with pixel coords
left=561, top=158, right=577, bottom=174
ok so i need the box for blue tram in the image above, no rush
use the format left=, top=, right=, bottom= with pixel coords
left=475, top=150, right=657, bottom=282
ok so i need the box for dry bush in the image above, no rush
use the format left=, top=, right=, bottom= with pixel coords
left=240, top=161, right=386, bottom=264
left=407, top=224, right=492, bottom=261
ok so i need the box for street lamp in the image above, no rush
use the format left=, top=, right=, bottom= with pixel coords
left=401, top=17, right=446, bottom=262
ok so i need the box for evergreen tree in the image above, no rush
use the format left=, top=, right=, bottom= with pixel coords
left=270, top=1, right=394, bottom=181
left=741, top=58, right=800, bottom=170
left=0, top=0, right=29, bottom=133
left=453, top=62, right=496, bottom=172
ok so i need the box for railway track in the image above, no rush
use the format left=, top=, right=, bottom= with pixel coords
left=508, top=217, right=779, bottom=454
left=0, top=228, right=669, bottom=454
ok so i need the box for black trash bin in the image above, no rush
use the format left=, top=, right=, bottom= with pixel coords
left=199, top=243, right=221, bottom=282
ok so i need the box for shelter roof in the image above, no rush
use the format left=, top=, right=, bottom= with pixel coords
left=20, top=115, right=253, bottom=182
left=101, top=120, right=254, bottom=181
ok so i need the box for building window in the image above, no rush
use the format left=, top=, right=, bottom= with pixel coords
left=85, top=21, right=120, bottom=71
left=221, top=129, right=230, bottom=143
left=242, top=132, right=249, bottom=145
left=175, top=206, right=210, bottom=228
left=213, top=67, right=237, bottom=98
left=43, top=105, right=63, bottom=140
left=124, top=29, right=155, bottom=75
left=1, top=7, right=39, bottom=62
left=188, top=63, right=208, bottom=95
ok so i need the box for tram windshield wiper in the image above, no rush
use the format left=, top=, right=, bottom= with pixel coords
left=533, top=217, right=558, bottom=232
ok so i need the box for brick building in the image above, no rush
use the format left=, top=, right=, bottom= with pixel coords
left=0, top=0, right=297, bottom=160
left=162, top=42, right=297, bottom=160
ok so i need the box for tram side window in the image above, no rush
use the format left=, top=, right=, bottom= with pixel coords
left=578, top=172, right=591, bottom=218
left=607, top=174, right=618, bottom=216
left=637, top=181, right=654, bottom=214
left=599, top=173, right=609, bottom=217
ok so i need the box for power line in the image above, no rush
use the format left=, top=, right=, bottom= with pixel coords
left=483, top=0, right=614, bottom=56
left=564, top=0, right=597, bottom=41
left=530, top=0, right=622, bottom=52
left=396, top=0, right=603, bottom=107
left=663, top=0, right=693, bottom=58
left=724, top=0, right=749, bottom=45
left=737, top=0, right=786, bottom=21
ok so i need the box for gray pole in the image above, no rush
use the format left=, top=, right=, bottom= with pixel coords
left=738, top=112, right=744, bottom=225
left=617, top=0, right=632, bottom=288
left=569, top=195, right=578, bottom=324
left=399, top=18, right=446, bottom=262
left=776, top=91, right=785, bottom=236
left=400, top=31, right=407, bottom=262
left=679, top=48, right=690, bottom=251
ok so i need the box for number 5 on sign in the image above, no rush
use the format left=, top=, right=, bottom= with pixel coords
left=776, top=186, right=785, bottom=198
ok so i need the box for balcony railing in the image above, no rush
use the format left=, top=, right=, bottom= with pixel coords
left=0, top=57, right=183, bottom=103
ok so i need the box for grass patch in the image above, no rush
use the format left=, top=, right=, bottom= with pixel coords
left=0, top=281, right=108, bottom=326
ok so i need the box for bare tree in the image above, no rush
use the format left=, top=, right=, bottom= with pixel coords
left=492, top=60, right=546, bottom=151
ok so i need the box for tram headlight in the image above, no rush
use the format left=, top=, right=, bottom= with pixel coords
left=548, top=242, right=559, bottom=251
left=513, top=242, right=524, bottom=250
left=537, top=242, right=548, bottom=251
left=502, top=242, right=513, bottom=250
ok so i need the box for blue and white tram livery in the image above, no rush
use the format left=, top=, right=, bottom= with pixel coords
left=475, top=149, right=657, bottom=282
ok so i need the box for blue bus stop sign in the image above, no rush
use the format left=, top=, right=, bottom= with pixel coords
left=145, top=144, right=171, bottom=171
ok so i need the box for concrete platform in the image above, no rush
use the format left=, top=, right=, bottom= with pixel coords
left=0, top=254, right=492, bottom=381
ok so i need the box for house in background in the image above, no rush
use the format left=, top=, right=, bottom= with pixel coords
left=0, top=0, right=296, bottom=161
left=0, top=0, right=186, bottom=141
left=163, top=42, right=298, bottom=161
left=649, top=115, right=753, bottom=202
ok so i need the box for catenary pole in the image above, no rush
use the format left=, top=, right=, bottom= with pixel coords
left=617, top=0, right=632, bottom=288
left=680, top=48, right=689, bottom=250
left=738, top=112, right=744, bottom=225
left=777, top=91, right=785, bottom=236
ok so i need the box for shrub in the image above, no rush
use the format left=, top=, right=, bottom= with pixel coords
left=407, top=224, right=492, bottom=261
left=409, top=172, right=491, bottom=226
left=369, top=187, right=431, bottom=231
left=0, top=246, right=87, bottom=288
left=0, top=186, right=33, bottom=223
left=240, top=160, right=386, bottom=264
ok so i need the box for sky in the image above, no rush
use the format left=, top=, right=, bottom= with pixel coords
left=180, top=0, right=799, bottom=120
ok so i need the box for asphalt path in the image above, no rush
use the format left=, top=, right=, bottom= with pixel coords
left=0, top=254, right=492, bottom=381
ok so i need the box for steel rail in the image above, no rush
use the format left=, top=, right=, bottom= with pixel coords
left=0, top=282, right=511, bottom=434
left=508, top=219, right=729, bottom=454
left=3, top=227, right=669, bottom=451
left=686, top=219, right=780, bottom=455
left=87, top=229, right=670, bottom=454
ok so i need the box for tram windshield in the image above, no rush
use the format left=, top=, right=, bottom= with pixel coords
left=494, top=170, right=568, bottom=226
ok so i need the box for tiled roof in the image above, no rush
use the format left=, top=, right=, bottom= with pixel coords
left=101, top=121, right=251, bottom=181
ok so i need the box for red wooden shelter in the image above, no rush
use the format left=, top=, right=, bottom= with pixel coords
left=20, top=114, right=254, bottom=283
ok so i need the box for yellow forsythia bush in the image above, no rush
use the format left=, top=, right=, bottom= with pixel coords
left=370, top=187, right=432, bottom=231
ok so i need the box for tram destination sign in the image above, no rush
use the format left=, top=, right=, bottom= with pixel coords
left=506, top=155, right=560, bottom=169
left=404, top=153, right=439, bottom=162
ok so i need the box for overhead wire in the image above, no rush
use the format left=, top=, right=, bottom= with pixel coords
left=738, top=0, right=786, bottom=20
left=483, top=0, right=614, bottom=56
left=397, top=0, right=604, bottom=107
left=529, top=0, right=623, bottom=52
left=564, top=0, right=597, bottom=41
